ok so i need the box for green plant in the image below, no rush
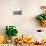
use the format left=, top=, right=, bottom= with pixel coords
left=5, top=26, right=18, bottom=39
left=36, top=14, right=46, bottom=21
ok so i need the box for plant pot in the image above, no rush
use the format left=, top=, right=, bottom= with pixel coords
left=40, top=20, right=46, bottom=27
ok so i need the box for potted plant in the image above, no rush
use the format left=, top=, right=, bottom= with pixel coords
left=5, top=26, right=18, bottom=43
left=36, top=6, right=46, bottom=27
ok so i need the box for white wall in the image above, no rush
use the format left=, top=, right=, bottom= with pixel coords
left=0, top=0, right=46, bottom=39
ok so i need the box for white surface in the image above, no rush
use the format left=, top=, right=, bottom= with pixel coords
left=0, top=0, right=46, bottom=41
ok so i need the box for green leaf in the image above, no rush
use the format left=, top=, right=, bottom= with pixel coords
left=5, top=26, right=18, bottom=39
left=44, top=15, right=46, bottom=20
left=36, top=15, right=44, bottom=21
